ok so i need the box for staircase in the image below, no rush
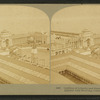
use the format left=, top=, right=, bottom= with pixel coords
left=51, top=52, right=100, bottom=84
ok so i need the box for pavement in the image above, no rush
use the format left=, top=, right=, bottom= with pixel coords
left=0, top=55, right=50, bottom=84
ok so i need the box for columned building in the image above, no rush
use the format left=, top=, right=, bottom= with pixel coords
left=51, top=29, right=94, bottom=56
left=29, top=32, right=49, bottom=45
left=6, top=32, right=49, bottom=46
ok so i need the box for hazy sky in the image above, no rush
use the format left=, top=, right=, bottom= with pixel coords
left=0, top=5, right=49, bottom=34
left=51, top=5, right=100, bottom=34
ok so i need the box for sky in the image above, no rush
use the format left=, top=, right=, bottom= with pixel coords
left=0, top=5, right=49, bottom=35
left=51, top=5, right=100, bottom=34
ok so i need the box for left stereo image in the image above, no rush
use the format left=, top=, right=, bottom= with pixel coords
left=0, top=5, right=50, bottom=84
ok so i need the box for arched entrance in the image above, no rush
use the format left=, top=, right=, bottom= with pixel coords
left=86, top=38, right=91, bottom=47
left=83, top=37, right=94, bottom=48
left=81, top=29, right=94, bottom=48
left=1, top=38, right=12, bottom=49
left=0, top=30, right=13, bottom=49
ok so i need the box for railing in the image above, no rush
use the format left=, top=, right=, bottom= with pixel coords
left=59, top=69, right=93, bottom=84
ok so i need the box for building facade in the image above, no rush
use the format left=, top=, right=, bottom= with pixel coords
left=0, top=31, right=49, bottom=47
left=29, top=32, right=49, bottom=45
left=51, top=29, right=94, bottom=56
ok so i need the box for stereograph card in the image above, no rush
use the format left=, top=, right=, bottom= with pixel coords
left=0, top=4, right=99, bottom=95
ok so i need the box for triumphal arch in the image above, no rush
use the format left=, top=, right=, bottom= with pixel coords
left=0, top=30, right=13, bottom=49
left=81, top=29, right=94, bottom=49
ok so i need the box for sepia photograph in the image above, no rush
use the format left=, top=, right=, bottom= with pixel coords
left=51, top=5, right=100, bottom=84
left=0, top=4, right=100, bottom=95
left=0, top=5, right=50, bottom=84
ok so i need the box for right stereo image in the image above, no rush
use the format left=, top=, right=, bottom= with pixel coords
left=51, top=5, right=100, bottom=84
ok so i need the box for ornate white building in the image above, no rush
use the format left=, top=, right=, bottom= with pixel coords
left=51, top=29, right=94, bottom=56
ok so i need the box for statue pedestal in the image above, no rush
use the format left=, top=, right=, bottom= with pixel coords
left=31, top=48, right=37, bottom=54
left=87, top=47, right=90, bottom=51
